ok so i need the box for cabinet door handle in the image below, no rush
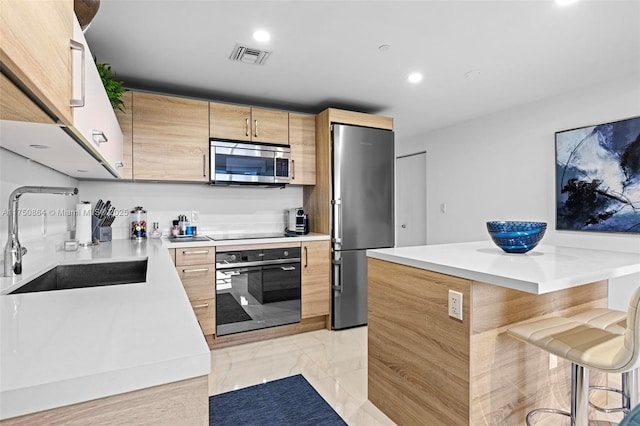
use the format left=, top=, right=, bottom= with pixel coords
left=291, top=159, right=295, bottom=180
left=115, top=161, right=124, bottom=168
left=280, top=266, right=296, bottom=271
left=92, top=129, right=108, bottom=145
left=254, top=119, right=258, bottom=138
left=202, top=154, right=206, bottom=177
left=182, top=268, right=209, bottom=273
left=245, top=118, right=250, bottom=137
left=304, top=246, right=308, bottom=268
left=182, top=250, right=209, bottom=255
left=192, top=303, right=209, bottom=309
left=69, top=39, right=85, bottom=107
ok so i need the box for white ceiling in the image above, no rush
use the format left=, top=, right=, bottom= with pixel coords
left=85, top=0, right=640, bottom=141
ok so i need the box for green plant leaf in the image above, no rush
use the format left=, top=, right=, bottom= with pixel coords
left=95, top=61, right=126, bottom=111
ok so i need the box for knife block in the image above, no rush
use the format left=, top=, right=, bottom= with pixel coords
left=92, top=216, right=112, bottom=242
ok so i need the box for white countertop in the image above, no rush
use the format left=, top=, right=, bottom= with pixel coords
left=0, top=239, right=211, bottom=420
left=367, top=241, right=640, bottom=294
left=163, top=232, right=330, bottom=249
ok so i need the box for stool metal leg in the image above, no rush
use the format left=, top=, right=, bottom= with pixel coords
left=573, top=363, right=589, bottom=426
left=623, top=369, right=638, bottom=414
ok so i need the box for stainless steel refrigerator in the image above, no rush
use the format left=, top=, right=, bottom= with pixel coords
left=331, top=124, right=394, bottom=329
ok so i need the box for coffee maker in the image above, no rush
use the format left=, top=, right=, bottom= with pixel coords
left=287, top=207, right=309, bottom=235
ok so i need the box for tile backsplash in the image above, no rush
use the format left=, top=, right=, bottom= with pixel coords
left=78, top=180, right=304, bottom=239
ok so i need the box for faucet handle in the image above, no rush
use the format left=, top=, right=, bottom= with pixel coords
left=21, top=247, right=27, bottom=256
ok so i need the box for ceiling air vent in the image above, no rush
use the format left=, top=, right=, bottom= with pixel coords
left=229, top=44, right=271, bottom=65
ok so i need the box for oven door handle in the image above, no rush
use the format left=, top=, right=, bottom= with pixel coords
left=216, top=258, right=301, bottom=269
left=280, top=266, right=296, bottom=271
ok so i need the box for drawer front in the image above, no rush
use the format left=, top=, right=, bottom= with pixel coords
left=177, top=265, right=215, bottom=301
left=191, top=297, right=215, bottom=335
left=176, top=246, right=215, bottom=266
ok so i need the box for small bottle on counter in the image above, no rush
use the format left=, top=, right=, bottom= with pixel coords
left=178, top=215, right=188, bottom=235
left=171, top=220, right=180, bottom=237
left=150, top=222, right=162, bottom=239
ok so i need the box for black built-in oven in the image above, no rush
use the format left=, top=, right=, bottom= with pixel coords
left=215, top=247, right=301, bottom=336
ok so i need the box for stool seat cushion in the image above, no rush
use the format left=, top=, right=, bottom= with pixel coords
left=507, top=317, right=630, bottom=373
left=569, top=308, right=627, bottom=334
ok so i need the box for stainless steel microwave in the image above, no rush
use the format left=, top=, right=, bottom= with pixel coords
left=210, top=140, right=290, bottom=185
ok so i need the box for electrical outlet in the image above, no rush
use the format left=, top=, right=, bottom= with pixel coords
left=448, top=289, right=463, bottom=320
left=191, top=210, right=199, bottom=223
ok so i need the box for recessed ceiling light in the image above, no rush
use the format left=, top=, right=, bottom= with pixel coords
left=408, top=72, right=423, bottom=84
left=555, top=0, right=580, bottom=6
left=76, top=169, right=88, bottom=173
left=253, top=30, right=271, bottom=43
left=29, top=144, right=49, bottom=149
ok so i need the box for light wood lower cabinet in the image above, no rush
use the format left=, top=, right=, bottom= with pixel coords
left=301, top=240, right=330, bottom=318
left=133, top=92, right=209, bottom=181
left=171, top=240, right=330, bottom=348
left=289, top=113, right=316, bottom=185
left=173, top=247, right=215, bottom=335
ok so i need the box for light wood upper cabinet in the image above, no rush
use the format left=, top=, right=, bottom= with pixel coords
left=115, top=91, right=133, bottom=179
left=289, top=113, right=316, bottom=185
left=0, top=73, right=52, bottom=124
left=209, top=102, right=251, bottom=141
left=0, top=0, right=74, bottom=125
left=250, top=107, right=288, bottom=144
left=301, top=240, right=330, bottom=319
left=133, top=92, right=209, bottom=182
left=210, top=102, right=289, bottom=144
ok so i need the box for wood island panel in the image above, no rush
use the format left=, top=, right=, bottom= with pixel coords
left=368, top=258, right=608, bottom=426
left=1, top=376, right=208, bottom=426
left=368, top=258, right=471, bottom=425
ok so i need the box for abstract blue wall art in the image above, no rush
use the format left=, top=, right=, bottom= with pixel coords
left=556, top=116, right=640, bottom=233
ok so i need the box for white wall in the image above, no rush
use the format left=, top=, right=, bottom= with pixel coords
left=0, top=148, right=79, bottom=248
left=77, top=180, right=303, bottom=239
left=397, top=74, right=640, bottom=309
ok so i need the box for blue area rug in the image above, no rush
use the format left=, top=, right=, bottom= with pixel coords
left=209, top=374, right=347, bottom=426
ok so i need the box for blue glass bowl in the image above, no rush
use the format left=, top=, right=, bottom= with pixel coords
left=486, top=221, right=547, bottom=254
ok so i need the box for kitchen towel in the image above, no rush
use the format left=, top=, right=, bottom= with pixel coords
left=76, top=202, right=92, bottom=245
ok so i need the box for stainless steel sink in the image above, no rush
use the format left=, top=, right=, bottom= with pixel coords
left=9, top=259, right=148, bottom=294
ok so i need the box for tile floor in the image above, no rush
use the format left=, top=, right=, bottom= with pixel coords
left=208, top=327, right=630, bottom=426
left=208, top=326, right=395, bottom=425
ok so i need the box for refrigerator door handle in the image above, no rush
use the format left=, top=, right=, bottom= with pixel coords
left=332, top=198, right=342, bottom=249
left=332, top=257, right=343, bottom=293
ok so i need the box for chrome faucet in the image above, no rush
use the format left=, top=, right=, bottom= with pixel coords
left=4, top=186, right=78, bottom=277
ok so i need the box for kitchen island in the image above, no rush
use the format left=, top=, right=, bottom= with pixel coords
left=0, top=239, right=211, bottom=423
left=366, top=241, right=640, bottom=425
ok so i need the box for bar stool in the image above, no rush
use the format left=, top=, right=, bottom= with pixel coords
left=506, top=287, right=640, bottom=426
left=569, top=307, right=638, bottom=416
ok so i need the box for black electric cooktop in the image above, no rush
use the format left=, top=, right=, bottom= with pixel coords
left=209, top=232, right=299, bottom=241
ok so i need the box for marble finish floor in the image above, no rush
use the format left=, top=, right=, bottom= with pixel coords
left=208, top=326, right=395, bottom=425
left=208, top=326, right=631, bottom=425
